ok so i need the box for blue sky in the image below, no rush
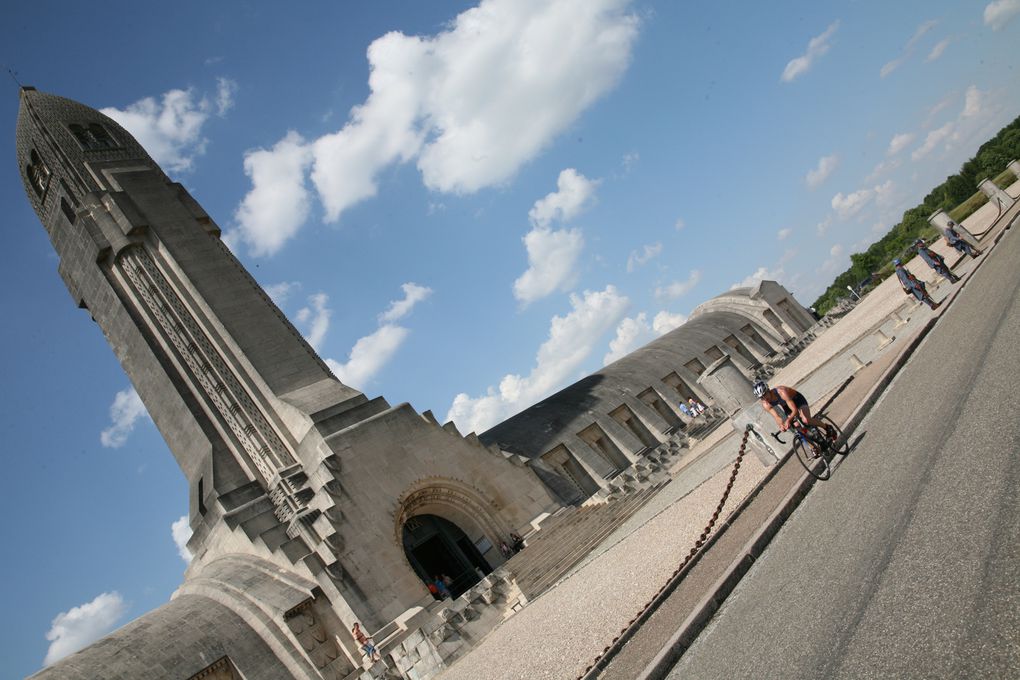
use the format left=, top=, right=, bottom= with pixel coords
left=1, top=0, right=1018, bottom=674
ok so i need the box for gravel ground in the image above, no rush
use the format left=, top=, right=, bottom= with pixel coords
left=437, top=452, right=769, bottom=680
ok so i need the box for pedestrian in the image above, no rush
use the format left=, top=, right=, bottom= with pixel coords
left=433, top=575, right=450, bottom=599
left=352, top=622, right=382, bottom=663
left=915, top=239, right=959, bottom=283
left=678, top=402, right=693, bottom=418
left=426, top=579, right=441, bottom=600
left=688, top=397, right=706, bottom=415
left=499, top=541, right=513, bottom=559
left=893, top=259, right=939, bottom=310
left=510, top=533, right=525, bottom=553
left=944, top=222, right=982, bottom=258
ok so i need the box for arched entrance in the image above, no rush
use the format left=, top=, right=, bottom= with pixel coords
left=402, top=514, right=491, bottom=599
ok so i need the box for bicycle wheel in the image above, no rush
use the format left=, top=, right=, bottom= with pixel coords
left=818, top=415, right=849, bottom=455
left=794, top=435, right=831, bottom=480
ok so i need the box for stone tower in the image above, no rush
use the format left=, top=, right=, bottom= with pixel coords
left=17, top=87, right=558, bottom=679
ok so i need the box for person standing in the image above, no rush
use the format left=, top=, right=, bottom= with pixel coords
left=944, top=222, right=982, bottom=258
left=915, top=239, right=959, bottom=283
left=893, top=259, right=939, bottom=310
left=352, top=622, right=382, bottom=663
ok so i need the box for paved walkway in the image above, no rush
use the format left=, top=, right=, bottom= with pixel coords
left=435, top=197, right=1017, bottom=680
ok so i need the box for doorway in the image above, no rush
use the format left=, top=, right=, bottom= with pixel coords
left=402, top=514, right=491, bottom=599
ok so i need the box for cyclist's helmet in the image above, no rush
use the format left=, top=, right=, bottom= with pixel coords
left=752, top=380, right=768, bottom=399
left=892, top=258, right=902, bottom=266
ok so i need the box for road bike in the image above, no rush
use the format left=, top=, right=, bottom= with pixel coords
left=772, top=414, right=848, bottom=480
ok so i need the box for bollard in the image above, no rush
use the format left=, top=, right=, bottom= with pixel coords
left=875, top=329, right=895, bottom=349
left=850, top=353, right=868, bottom=372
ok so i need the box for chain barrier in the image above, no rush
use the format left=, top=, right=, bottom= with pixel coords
left=576, top=425, right=753, bottom=679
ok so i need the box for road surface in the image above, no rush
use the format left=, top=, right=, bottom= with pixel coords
left=666, top=227, right=1020, bottom=679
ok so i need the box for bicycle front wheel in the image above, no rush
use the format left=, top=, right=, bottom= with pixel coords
left=794, top=436, right=831, bottom=480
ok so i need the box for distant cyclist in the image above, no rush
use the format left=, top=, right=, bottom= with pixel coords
left=893, top=259, right=939, bottom=310
left=753, top=381, right=833, bottom=439
left=915, top=239, right=959, bottom=283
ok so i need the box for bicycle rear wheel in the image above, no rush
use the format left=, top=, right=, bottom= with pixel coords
left=794, top=435, right=831, bottom=480
left=818, top=415, right=849, bottom=455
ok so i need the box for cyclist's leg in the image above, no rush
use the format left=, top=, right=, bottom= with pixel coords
left=799, top=405, right=835, bottom=440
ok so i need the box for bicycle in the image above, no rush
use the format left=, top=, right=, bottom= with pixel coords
left=771, top=414, right=848, bottom=480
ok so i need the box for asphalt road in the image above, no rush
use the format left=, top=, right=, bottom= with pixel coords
left=666, top=227, right=1020, bottom=679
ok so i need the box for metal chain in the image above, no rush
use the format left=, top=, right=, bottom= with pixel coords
left=576, top=426, right=752, bottom=679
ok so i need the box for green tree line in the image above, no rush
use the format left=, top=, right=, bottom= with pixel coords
left=812, top=114, right=1020, bottom=315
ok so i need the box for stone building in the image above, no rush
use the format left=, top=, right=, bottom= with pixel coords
left=17, top=88, right=816, bottom=679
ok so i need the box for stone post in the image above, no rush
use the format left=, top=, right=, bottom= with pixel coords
left=1007, top=160, right=1020, bottom=182
left=697, top=355, right=754, bottom=416
left=978, top=178, right=1015, bottom=212
left=928, top=209, right=978, bottom=246
left=731, top=406, right=784, bottom=466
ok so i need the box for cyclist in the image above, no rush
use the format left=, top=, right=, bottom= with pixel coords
left=915, top=239, right=959, bottom=283
left=893, top=259, right=939, bottom=310
left=753, top=380, right=834, bottom=440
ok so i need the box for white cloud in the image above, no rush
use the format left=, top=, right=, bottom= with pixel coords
left=379, top=283, right=433, bottom=323
left=831, top=187, right=876, bottom=219
left=626, top=242, right=662, bottom=272
left=781, top=21, right=839, bottom=83
left=529, top=169, right=600, bottom=228
left=622, top=151, right=640, bottom=172
left=513, top=226, right=584, bottom=304
left=100, top=387, right=149, bottom=448
left=874, top=179, right=896, bottom=207
left=962, top=85, right=983, bottom=118
left=446, top=286, right=628, bottom=433
left=926, top=38, right=952, bottom=62
left=806, top=154, right=838, bottom=188
left=44, top=592, right=127, bottom=666
left=655, top=269, right=702, bottom=300
left=674, top=217, right=686, bottom=231
left=816, top=215, right=833, bottom=236
left=231, top=131, right=312, bottom=257
left=984, top=0, right=1020, bottom=30
left=887, top=132, right=915, bottom=156
left=866, top=157, right=902, bottom=183
left=733, top=265, right=786, bottom=290
left=171, top=515, right=193, bottom=564
left=912, top=121, right=955, bottom=161
left=603, top=313, right=653, bottom=364
left=296, top=292, right=331, bottom=351
left=822, top=243, right=847, bottom=272
left=777, top=228, right=793, bottom=240
left=236, top=0, right=638, bottom=253
left=215, top=77, right=238, bottom=116
left=880, top=20, right=937, bottom=78
left=101, top=83, right=229, bottom=173
left=652, top=310, right=687, bottom=335
left=264, top=281, right=301, bottom=306
left=327, top=325, right=410, bottom=389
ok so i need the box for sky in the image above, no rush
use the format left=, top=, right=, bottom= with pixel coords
left=1, top=0, right=1018, bottom=675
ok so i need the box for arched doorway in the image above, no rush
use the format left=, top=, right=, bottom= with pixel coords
left=402, top=514, right=491, bottom=599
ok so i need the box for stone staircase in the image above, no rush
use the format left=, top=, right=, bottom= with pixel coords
left=505, top=484, right=666, bottom=600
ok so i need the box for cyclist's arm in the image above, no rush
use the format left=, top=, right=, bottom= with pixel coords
left=761, top=400, right=785, bottom=429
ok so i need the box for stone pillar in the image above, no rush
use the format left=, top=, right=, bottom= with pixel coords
left=1007, top=160, right=1020, bottom=182
left=731, top=406, right=784, bottom=466
left=697, top=355, right=754, bottom=416
left=978, top=178, right=1016, bottom=211
left=928, top=209, right=978, bottom=246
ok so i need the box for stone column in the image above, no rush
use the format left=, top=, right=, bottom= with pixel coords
left=697, top=356, right=754, bottom=416
left=978, top=178, right=1016, bottom=211
left=928, top=209, right=978, bottom=245
left=1007, top=160, right=1020, bottom=182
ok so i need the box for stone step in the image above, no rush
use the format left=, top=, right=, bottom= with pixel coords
left=238, top=505, right=280, bottom=541
left=508, top=485, right=664, bottom=599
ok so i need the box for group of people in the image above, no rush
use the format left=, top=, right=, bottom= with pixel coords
left=678, top=397, right=707, bottom=418
left=426, top=573, right=454, bottom=600
left=499, top=532, right=525, bottom=559
left=894, top=223, right=982, bottom=310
